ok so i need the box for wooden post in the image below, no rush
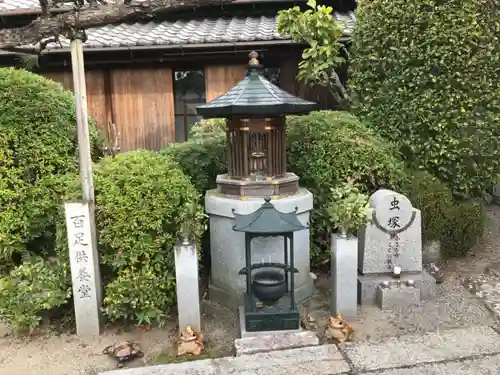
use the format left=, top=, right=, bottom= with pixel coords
left=70, top=38, right=102, bottom=336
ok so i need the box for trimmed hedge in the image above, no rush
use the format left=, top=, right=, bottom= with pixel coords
left=287, top=111, right=407, bottom=262
left=400, top=171, right=453, bottom=243
left=54, top=151, right=205, bottom=325
left=401, top=170, right=486, bottom=258
left=441, top=200, right=487, bottom=258
left=0, top=68, right=102, bottom=268
left=349, top=0, right=500, bottom=197
left=162, top=119, right=226, bottom=194
left=0, top=68, right=103, bottom=332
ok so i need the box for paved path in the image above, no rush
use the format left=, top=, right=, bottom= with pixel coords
left=100, top=325, right=500, bottom=375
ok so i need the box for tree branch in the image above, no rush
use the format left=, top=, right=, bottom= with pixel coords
left=0, top=0, right=232, bottom=50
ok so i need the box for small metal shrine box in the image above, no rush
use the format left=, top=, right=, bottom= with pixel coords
left=196, top=51, right=316, bottom=198
left=232, top=197, right=307, bottom=332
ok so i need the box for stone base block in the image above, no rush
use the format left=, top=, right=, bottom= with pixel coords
left=358, top=270, right=436, bottom=306
left=423, top=240, right=441, bottom=265
left=206, top=189, right=314, bottom=307
left=375, top=283, right=421, bottom=310
left=236, top=307, right=319, bottom=356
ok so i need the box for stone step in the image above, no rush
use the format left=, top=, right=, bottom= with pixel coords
left=99, top=345, right=349, bottom=375
left=343, top=325, right=500, bottom=373
left=99, top=325, right=500, bottom=375
left=234, top=330, right=319, bottom=356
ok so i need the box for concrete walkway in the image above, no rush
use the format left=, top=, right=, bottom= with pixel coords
left=100, top=325, right=500, bottom=375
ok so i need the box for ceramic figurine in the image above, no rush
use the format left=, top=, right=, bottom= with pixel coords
left=177, top=325, right=204, bottom=356
left=324, top=313, right=354, bottom=343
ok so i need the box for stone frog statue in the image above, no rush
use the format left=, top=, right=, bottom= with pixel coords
left=324, top=313, right=354, bottom=343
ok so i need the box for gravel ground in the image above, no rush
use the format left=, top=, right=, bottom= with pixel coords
left=0, top=300, right=238, bottom=375
left=1, top=205, right=499, bottom=375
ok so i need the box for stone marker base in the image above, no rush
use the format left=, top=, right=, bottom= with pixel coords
left=235, top=306, right=319, bottom=356
left=358, top=270, right=436, bottom=306
left=375, top=283, right=421, bottom=310
left=331, top=234, right=358, bottom=319
left=423, top=240, right=441, bottom=265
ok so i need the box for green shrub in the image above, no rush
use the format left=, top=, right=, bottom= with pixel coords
left=401, top=170, right=487, bottom=258
left=287, top=111, right=407, bottom=263
left=324, top=179, right=371, bottom=236
left=163, top=138, right=226, bottom=194
left=0, top=68, right=103, bottom=264
left=10, top=150, right=204, bottom=329
left=189, top=118, right=225, bottom=141
left=441, top=200, right=487, bottom=258
left=0, top=257, right=71, bottom=333
left=162, top=119, right=226, bottom=194
left=103, top=266, right=176, bottom=326
left=400, top=170, right=453, bottom=243
left=90, top=151, right=204, bottom=325
left=350, top=0, right=500, bottom=197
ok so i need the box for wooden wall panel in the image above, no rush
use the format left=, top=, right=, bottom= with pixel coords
left=110, top=67, right=175, bottom=151
left=279, top=59, right=300, bottom=96
left=85, top=70, right=108, bottom=130
left=44, top=71, right=73, bottom=91
left=205, top=65, right=246, bottom=102
left=43, top=70, right=108, bottom=134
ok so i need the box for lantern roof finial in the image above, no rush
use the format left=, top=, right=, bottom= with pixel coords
left=248, top=51, right=260, bottom=67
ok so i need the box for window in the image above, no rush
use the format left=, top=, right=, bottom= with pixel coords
left=173, top=69, right=206, bottom=142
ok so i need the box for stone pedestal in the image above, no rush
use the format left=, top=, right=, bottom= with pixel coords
left=205, top=188, right=314, bottom=307
left=331, top=234, right=358, bottom=319
left=375, top=281, right=421, bottom=310
left=358, top=271, right=436, bottom=305
left=235, top=306, right=319, bottom=356
left=423, top=240, right=441, bottom=265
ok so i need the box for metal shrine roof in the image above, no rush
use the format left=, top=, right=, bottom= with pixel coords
left=232, top=197, right=307, bottom=234
left=196, top=51, right=316, bottom=117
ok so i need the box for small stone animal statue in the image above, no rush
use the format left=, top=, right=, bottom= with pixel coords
left=427, top=262, right=444, bottom=284
left=300, top=312, right=318, bottom=331
left=177, top=325, right=205, bottom=356
left=324, top=313, right=354, bottom=343
left=102, top=341, right=143, bottom=368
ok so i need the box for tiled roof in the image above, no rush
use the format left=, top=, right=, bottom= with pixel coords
left=0, top=0, right=38, bottom=11
left=0, top=0, right=355, bottom=50
left=40, top=12, right=355, bottom=50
